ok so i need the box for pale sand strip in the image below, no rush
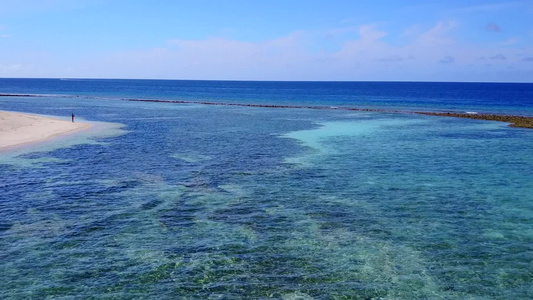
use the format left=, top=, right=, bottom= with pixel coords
left=0, top=111, right=92, bottom=150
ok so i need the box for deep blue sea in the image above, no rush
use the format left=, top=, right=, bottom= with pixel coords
left=1, top=79, right=532, bottom=299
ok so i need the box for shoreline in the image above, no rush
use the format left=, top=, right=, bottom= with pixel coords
left=0, top=110, right=92, bottom=150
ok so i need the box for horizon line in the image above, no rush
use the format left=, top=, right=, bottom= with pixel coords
left=1, top=77, right=532, bottom=84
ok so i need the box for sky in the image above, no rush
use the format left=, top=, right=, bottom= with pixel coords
left=0, top=0, right=532, bottom=82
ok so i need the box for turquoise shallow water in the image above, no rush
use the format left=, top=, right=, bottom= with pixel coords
left=1, top=81, right=532, bottom=299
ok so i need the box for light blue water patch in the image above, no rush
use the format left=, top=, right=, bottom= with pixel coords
left=282, top=116, right=426, bottom=164
left=0, top=119, right=127, bottom=167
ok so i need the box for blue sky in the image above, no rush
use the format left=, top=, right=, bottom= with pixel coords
left=0, top=0, right=532, bottom=82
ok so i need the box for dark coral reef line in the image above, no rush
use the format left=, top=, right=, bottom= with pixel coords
left=127, top=98, right=533, bottom=129
left=414, top=112, right=533, bottom=129
left=1, top=93, right=531, bottom=129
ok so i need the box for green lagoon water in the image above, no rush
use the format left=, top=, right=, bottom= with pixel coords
left=0, top=80, right=532, bottom=299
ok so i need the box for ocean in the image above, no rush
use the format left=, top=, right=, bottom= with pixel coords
left=0, top=79, right=532, bottom=299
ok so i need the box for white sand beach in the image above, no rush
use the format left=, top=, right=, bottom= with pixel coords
left=0, top=111, right=91, bottom=150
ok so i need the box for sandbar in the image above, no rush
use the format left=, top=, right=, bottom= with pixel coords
left=0, top=110, right=92, bottom=150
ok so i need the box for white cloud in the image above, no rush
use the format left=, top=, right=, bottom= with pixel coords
left=333, top=25, right=388, bottom=61
left=79, top=32, right=310, bottom=80
left=415, top=21, right=457, bottom=46
left=4, top=21, right=532, bottom=82
left=486, top=23, right=501, bottom=32
left=489, top=53, right=507, bottom=60
left=499, top=38, right=519, bottom=46
left=322, top=26, right=359, bottom=39
left=402, top=24, right=422, bottom=38
left=358, top=24, right=387, bottom=41
left=80, top=21, right=531, bottom=81
left=439, top=56, right=455, bottom=64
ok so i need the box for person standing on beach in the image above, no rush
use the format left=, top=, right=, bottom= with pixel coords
left=71, top=113, right=75, bottom=122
